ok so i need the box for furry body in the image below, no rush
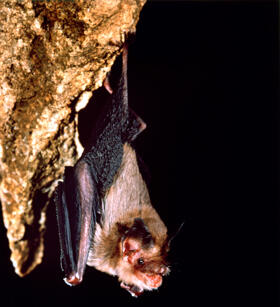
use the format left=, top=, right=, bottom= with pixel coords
left=87, top=143, right=168, bottom=292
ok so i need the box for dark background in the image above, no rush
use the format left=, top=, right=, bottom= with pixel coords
left=0, top=1, right=278, bottom=306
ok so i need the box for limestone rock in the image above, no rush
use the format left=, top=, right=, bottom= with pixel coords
left=0, top=0, right=146, bottom=277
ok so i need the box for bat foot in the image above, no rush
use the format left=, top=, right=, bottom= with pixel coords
left=64, top=273, right=82, bottom=286
left=120, top=282, right=144, bottom=297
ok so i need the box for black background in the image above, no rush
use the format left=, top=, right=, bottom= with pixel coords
left=0, top=1, right=278, bottom=306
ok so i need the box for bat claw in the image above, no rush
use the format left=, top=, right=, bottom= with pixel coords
left=103, top=75, right=113, bottom=94
left=64, top=274, right=82, bottom=286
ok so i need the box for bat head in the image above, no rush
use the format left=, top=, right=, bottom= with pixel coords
left=117, top=218, right=170, bottom=297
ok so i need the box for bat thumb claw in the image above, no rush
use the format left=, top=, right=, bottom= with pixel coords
left=64, top=273, right=82, bottom=286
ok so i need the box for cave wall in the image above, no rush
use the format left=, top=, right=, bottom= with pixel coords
left=0, top=0, right=146, bottom=277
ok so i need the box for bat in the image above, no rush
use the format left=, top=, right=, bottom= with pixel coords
left=55, top=41, right=170, bottom=297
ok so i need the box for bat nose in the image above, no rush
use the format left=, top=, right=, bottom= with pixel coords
left=140, top=261, right=169, bottom=276
left=156, top=263, right=169, bottom=276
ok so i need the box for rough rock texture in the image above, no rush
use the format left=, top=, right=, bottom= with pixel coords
left=0, top=0, right=146, bottom=277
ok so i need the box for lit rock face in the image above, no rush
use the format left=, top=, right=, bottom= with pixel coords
left=0, top=0, right=146, bottom=277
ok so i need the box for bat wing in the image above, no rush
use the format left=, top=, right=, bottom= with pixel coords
left=55, top=160, right=100, bottom=285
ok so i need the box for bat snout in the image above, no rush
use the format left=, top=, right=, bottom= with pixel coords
left=140, top=260, right=169, bottom=276
left=157, top=264, right=169, bottom=276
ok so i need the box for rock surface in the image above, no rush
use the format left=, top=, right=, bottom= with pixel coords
left=0, top=0, right=146, bottom=277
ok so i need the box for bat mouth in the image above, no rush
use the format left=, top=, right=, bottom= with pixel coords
left=120, top=273, right=163, bottom=297
left=141, top=272, right=163, bottom=288
left=134, top=270, right=163, bottom=289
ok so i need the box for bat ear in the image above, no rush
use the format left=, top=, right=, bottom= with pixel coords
left=128, top=218, right=154, bottom=248
left=121, top=218, right=154, bottom=264
left=122, top=237, right=142, bottom=264
left=123, top=237, right=141, bottom=254
left=120, top=218, right=154, bottom=263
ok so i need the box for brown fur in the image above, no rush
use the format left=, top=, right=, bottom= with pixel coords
left=87, top=143, right=169, bottom=293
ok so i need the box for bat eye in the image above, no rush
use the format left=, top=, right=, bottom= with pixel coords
left=138, top=258, right=145, bottom=265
